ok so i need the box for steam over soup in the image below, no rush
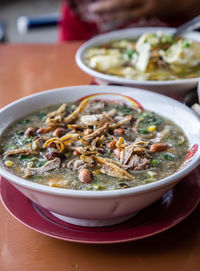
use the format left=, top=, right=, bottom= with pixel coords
left=84, top=32, right=200, bottom=81
left=0, top=99, right=188, bottom=190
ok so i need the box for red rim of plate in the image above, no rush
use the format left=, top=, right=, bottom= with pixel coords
left=0, top=170, right=200, bottom=244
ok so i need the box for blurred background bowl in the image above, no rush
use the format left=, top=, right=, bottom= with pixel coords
left=76, top=27, right=200, bottom=96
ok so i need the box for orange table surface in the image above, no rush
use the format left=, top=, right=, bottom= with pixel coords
left=0, top=43, right=199, bottom=271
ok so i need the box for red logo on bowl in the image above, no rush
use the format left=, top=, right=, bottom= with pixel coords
left=186, top=144, right=198, bottom=160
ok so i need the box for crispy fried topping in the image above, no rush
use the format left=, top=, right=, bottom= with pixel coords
left=64, top=100, right=88, bottom=124
left=94, top=156, right=134, bottom=180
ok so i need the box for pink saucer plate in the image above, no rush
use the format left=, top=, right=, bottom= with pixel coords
left=0, top=170, right=200, bottom=244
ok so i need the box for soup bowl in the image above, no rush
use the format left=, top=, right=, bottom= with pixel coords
left=76, top=27, right=200, bottom=96
left=0, top=85, right=199, bottom=227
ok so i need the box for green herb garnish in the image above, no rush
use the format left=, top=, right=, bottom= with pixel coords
left=151, top=159, right=159, bottom=165
left=124, top=49, right=137, bottom=59
left=182, top=40, right=190, bottom=48
left=19, top=155, right=33, bottom=161
left=138, top=128, right=149, bottom=134
left=162, top=153, right=175, bottom=161
left=18, top=119, right=30, bottom=125
left=37, top=112, right=47, bottom=120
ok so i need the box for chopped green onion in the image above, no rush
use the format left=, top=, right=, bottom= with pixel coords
left=19, top=155, right=33, bottom=161
left=144, top=177, right=156, bottom=183
left=141, top=112, right=150, bottom=118
left=162, top=153, right=175, bottom=161
left=147, top=171, right=156, bottom=177
left=37, top=162, right=46, bottom=167
left=140, top=112, right=163, bottom=126
left=177, top=136, right=185, bottom=145
left=124, top=49, right=137, bottom=59
left=138, top=128, right=149, bottom=134
left=16, top=131, right=24, bottom=136
left=92, top=184, right=105, bottom=190
left=151, top=159, right=159, bottom=165
left=182, top=40, right=190, bottom=48
left=18, top=119, right=30, bottom=125
left=37, top=112, right=47, bottom=120
left=161, top=35, right=173, bottom=44
left=23, top=137, right=33, bottom=144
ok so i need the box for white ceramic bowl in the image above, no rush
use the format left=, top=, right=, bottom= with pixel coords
left=76, top=27, right=200, bottom=95
left=0, top=85, right=200, bottom=227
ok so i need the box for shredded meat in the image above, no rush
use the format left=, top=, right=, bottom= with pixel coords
left=128, top=155, right=150, bottom=170
left=67, top=158, right=87, bottom=171
left=4, top=148, right=39, bottom=157
left=24, top=158, right=61, bottom=177
left=119, top=143, right=150, bottom=171
left=80, top=113, right=112, bottom=126
left=32, top=137, right=46, bottom=151
left=86, top=100, right=105, bottom=114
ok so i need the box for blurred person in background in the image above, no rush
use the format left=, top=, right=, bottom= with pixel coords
left=59, top=0, right=200, bottom=41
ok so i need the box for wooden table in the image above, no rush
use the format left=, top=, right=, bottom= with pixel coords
left=0, top=43, right=199, bottom=271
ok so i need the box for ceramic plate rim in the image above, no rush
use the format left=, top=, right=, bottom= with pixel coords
left=0, top=173, right=199, bottom=244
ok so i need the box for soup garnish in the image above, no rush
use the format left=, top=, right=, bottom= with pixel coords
left=0, top=99, right=188, bottom=190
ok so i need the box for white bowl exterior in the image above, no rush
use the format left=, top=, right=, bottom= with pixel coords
left=76, top=27, right=200, bottom=93
left=12, top=180, right=178, bottom=220
left=0, top=86, right=199, bottom=223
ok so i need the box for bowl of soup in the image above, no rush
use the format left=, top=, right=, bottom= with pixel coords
left=0, top=85, right=199, bottom=227
left=76, top=27, right=200, bottom=94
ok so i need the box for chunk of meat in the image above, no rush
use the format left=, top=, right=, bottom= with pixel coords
left=120, top=145, right=134, bottom=164
left=119, top=142, right=150, bottom=171
left=67, top=158, right=87, bottom=171
left=32, top=137, right=45, bottom=151
left=24, top=158, right=61, bottom=177
left=4, top=148, right=39, bottom=157
left=45, top=151, right=65, bottom=160
left=67, top=146, right=96, bottom=156
left=114, top=148, right=122, bottom=159
left=80, top=113, right=111, bottom=126
left=128, top=155, right=149, bottom=170
left=86, top=100, right=105, bottom=114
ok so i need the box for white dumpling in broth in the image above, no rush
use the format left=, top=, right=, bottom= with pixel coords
left=159, top=40, right=200, bottom=67
left=88, top=49, right=125, bottom=71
